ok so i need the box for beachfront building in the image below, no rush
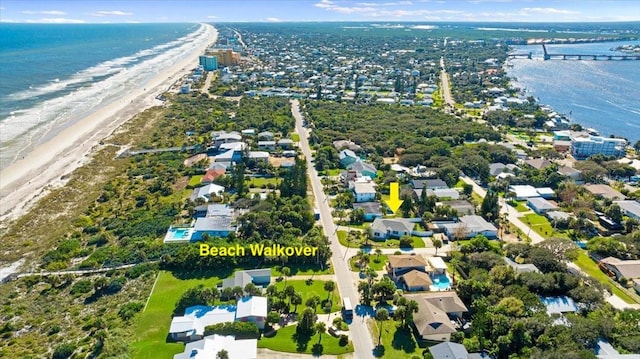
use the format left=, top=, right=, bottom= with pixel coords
left=198, top=55, right=218, bottom=71
left=571, top=135, right=626, bottom=160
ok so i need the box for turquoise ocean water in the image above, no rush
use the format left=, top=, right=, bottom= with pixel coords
left=507, top=41, right=640, bottom=142
left=0, top=23, right=205, bottom=169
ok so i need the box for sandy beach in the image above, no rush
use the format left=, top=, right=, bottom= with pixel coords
left=0, top=23, right=218, bottom=224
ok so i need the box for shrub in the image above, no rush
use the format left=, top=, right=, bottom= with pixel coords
left=339, top=334, right=349, bottom=346
left=118, top=302, right=144, bottom=321
left=70, top=280, right=93, bottom=295
left=52, top=343, right=76, bottom=359
left=204, top=322, right=259, bottom=339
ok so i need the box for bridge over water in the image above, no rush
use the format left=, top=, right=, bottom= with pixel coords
left=541, top=43, right=640, bottom=61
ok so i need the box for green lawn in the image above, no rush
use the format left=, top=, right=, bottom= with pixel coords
left=509, top=200, right=531, bottom=213
left=322, top=168, right=342, bottom=176
left=573, top=251, right=637, bottom=304
left=272, top=264, right=333, bottom=276
left=290, top=133, right=301, bottom=142
left=247, top=177, right=280, bottom=187
left=275, top=280, right=342, bottom=314
left=130, top=270, right=224, bottom=359
left=258, top=323, right=354, bottom=355
left=520, top=213, right=568, bottom=239
left=349, top=254, right=388, bottom=271
left=188, top=175, right=203, bottom=187
left=368, top=319, right=420, bottom=358
left=337, top=230, right=425, bottom=249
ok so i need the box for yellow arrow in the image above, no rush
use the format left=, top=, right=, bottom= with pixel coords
left=385, top=182, right=404, bottom=214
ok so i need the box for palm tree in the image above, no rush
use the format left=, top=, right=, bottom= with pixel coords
left=431, top=238, right=443, bottom=255
left=323, top=281, right=335, bottom=302
left=375, top=308, right=389, bottom=345
left=216, top=349, right=229, bottom=359
left=291, top=292, right=303, bottom=313
left=316, top=322, right=326, bottom=343
left=375, top=248, right=382, bottom=261
left=281, top=266, right=291, bottom=286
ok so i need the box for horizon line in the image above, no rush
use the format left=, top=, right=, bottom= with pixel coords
left=2, top=19, right=640, bottom=24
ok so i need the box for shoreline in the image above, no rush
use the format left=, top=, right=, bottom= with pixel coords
left=0, top=23, right=218, bottom=225
left=504, top=41, right=640, bottom=143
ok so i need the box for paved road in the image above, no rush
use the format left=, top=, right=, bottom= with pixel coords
left=459, top=176, right=546, bottom=244
left=439, top=57, right=455, bottom=108
left=292, top=99, right=375, bottom=359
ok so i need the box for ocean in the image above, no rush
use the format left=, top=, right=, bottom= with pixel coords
left=507, top=41, right=640, bottom=143
left=0, top=23, right=207, bottom=169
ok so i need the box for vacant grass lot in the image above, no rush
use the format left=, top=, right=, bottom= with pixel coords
left=349, top=254, right=388, bottom=271
left=188, top=175, right=203, bottom=187
left=247, top=176, right=280, bottom=187
left=367, top=318, right=421, bottom=358
left=258, top=323, right=354, bottom=355
left=521, top=213, right=568, bottom=239
left=130, top=270, right=224, bottom=359
left=275, top=280, right=341, bottom=314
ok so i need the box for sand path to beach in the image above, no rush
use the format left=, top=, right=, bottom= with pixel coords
left=0, top=24, right=218, bottom=225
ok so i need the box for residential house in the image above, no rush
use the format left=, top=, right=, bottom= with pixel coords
left=439, top=200, right=476, bottom=216
left=169, top=305, right=237, bottom=342
left=429, top=342, right=489, bottom=359
left=201, top=168, right=226, bottom=184
left=194, top=204, right=233, bottom=218
left=411, top=179, right=448, bottom=191
left=347, top=160, right=377, bottom=178
left=241, top=129, right=256, bottom=137
left=352, top=202, right=383, bottom=221
left=406, top=292, right=468, bottom=342
left=614, top=200, right=640, bottom=220
left=536, top=187, right=555, bottom=199
left=333, top=139, right=362, bottom=152
left=504, top=257, right=540, bottom=274
left=371, top=218, right=416, bottom=240
left=257, top=140, right=276, bottom=151
left=428, top=256, right=448, bottom=275
left=387, top=254, right=428, bottom=279
left=213, top=131, right=242, bottom=148
left=339, top=149, right=359, bottom=167
left=425, top=188, right=460, bottom=200
left=584, top=184, right=627, bottom=201
left=441, top=215, right=498, bottom=240
left=352, top=181, right=377, bottom=203
left=489, top=163, right=519, bottom=177
left=599, top=257, right=640, bottom=281
left=399, top=270, right=433, bottom=292
left=248, top=151, right=269, bottom=162
left=235, top=296, right=268, bottom=329
left=509, top=185, right=541, bottom=200
left=557, top=166, right=583, bottom=182
left=191, top=184, right=225, bottom=202
left=546, top=211, right=571, bottom=223
left=173, top=334, right=257, bottom=359
left=277, top=138, right=294, bottom=149
left=220, top=269, right=271, bottom=290
left=527, top=197, right=558, bottom=214
left=523, top=158, right=553, bottom=170
left=191, top=216, right=234, bottom=240
left=541, top=296, right=578, bottom=315
left=258, top=131, right=274, bottom=140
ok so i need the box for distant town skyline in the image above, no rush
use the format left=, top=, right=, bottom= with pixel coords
left=1, top=0, right=639, bottom=23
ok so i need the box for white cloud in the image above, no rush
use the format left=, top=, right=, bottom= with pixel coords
left=21, top=10, right=67, bottom=15
left=356, top=1, right=413, bottom=6
left=265, top=17, right=283, bottom=22
left=207, top=15, right=219, bottom=19
left=27, top=18, right=86, bottom=23
left=521, top=7, right=579, bottom=15
left=91, top=10, right=133, bottom=17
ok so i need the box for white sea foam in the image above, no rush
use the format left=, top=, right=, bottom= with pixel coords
left=0, top=24, right=209, bottom=168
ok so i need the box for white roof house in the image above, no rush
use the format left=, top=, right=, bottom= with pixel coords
left=169, top=305, right=237, bottom=341
left=428, top=257, right=447, bottom=272
left=441, top=215, right=498, bottom=239
left=615, top=200, right=640, bottom=220
left=192, top=184, right=225, bottom=201
left=173, top=335, right=257, bottom=359
left=509, top=185, right=539, bottom=200
left=236, top=296, right=268, bottom=320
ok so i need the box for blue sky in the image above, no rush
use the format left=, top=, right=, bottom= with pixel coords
left=1, top=0, right=639, bottom=23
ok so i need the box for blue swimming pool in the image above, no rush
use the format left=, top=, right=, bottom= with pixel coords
left=432, top=274, right=451, bottom=290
